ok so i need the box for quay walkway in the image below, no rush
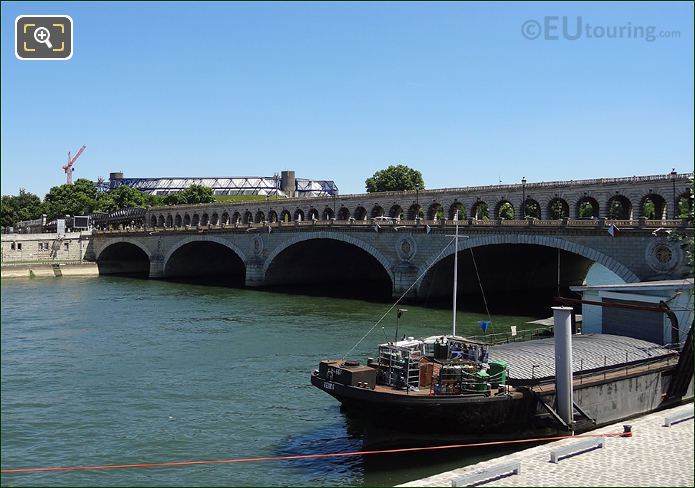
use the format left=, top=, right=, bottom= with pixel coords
left=398, top=402, right=694, bottom=487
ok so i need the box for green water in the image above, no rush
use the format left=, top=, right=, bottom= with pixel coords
left=1, top=277, right=537, bottom=486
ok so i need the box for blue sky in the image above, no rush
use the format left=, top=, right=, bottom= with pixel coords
left=2, top=1, right=693, bottom=197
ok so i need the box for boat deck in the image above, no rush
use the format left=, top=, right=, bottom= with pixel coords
left=488, top=334, right=676, bottom=384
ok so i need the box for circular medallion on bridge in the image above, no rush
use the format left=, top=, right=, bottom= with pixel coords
left=253, top=236, right=264, bottom=256
left=645, top=237, right=682, bottom=274
left=397, top=237, right=416, bottom=262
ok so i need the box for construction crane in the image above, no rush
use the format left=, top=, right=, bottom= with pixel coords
left=62, top=145, right=86, bottom=185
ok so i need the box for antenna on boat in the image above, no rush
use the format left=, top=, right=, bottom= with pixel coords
left=452, top=210, right=459, bottom=337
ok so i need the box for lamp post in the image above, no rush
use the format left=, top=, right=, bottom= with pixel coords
left=333, top=190, right=337, bottom=216
left=521, top=177, right=527, bottom=219
left=395, top=308, right=408, bottom=342
left=670, top=169, right=677, bottom=218
left=266, top=194, right=270, bottom=222
left=415, top=184, right=420, bottom=220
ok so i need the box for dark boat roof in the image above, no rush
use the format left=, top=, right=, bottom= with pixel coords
left=488, top=334, right=675, bottom=383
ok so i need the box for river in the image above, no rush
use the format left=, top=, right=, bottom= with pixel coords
left=1, top=276, right=539, bottom=486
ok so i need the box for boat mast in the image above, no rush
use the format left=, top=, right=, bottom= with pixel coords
left=452, top=210, right=459, bottom=336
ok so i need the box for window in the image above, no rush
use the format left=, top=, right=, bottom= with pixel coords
left=38, top=242, right=44, bottom=251
left=17, top=243, right=22, bottom=251
left=63, top=242, right=69, bottom=251
left=11, top=242, right=15, bottom=250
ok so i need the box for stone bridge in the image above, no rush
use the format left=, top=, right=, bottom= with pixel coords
left=92, top=217, right=693, bottom=302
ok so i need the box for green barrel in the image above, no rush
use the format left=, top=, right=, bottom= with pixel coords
left=488, top=360, right=508, bottom=388
left=474, top=370, right=489, bottom=392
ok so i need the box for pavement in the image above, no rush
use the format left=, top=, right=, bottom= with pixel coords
left=398, top=402, right=694, bottom=487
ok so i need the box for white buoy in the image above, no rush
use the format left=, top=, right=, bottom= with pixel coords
left=552, top=306, right=574, bottom=429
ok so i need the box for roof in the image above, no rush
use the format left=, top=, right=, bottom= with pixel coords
left=571, top=278, right=693, bottom=293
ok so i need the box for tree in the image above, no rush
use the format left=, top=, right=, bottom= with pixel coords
left=498, top=202, right=515, bottom=220
left=108, top=185, right=149, bottom=210
left=43, top=179, right=99, bottom=220
left=365, top=165, right=424, bottom=193
left=1, top=189, right=44, bottom=227
left=166, top=184, right=215, bottom=205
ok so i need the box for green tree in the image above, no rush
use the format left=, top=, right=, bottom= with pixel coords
left=168, top=184, right=215, bottom=204
left=109, top=185, right=149, bottom=209
left=578, top=201, right=595, bottom=218
left=498, top=202, right=515, bottom=220
left=549, top=200, right=567, bottom=219
left=365, top=164, right=424, bottom=193
left=1, top=189, right=44, bottom=227
left=43, top=179, right=99, bottom=220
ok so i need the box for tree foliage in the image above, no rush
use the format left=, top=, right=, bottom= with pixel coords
left=365, top=165, right=424, bottom=193
left=163, top=184, right=215, bottom=205
left=1, top=189, right=44, bottom=228
left=498, top=202, right=515, bottom=220
left=43, top=179, right=103, bottom=220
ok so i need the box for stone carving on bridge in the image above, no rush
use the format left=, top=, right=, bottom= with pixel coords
left=645, top=237, right=683, bottom=274
left=396, top=236, right=417, bottom=262
left=253, top=236, right=264, bottom=256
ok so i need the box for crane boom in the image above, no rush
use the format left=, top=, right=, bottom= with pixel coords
left=62, top=145, right=87, bottom=184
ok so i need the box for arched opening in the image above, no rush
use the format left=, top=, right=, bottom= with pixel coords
left=322, top=208, right=334, bottom=220
left=255, top=210, right=266, bottom=223
left=371, top=205, right=384, bottom=218
left=407, top=204, right=422, bottom=220
left=641, top=194, right=666, bottom=220
left=166, top=215, right=173, bottom=227
left=548, top=198, right=569, bottom=219
left=201, top=213, right=209, bottom=225
left=175, top=214, right=182, bottom=227
left=294, top=209, right=304, bottom=221
left=232, top=212, right=241, bottom=224
left=471, top=201, right=489, bottom=220
left=418, top=244, right=594, bottom=316
left=427, top=203, right=444, bottom=221
left=97, top=242, right=150, bottom=278
left=280, top=210, right=291, bottom=223
left=576, top=196, right=599, bottom=218
left=389, top=205, right=403, bottom=219
left=308, top=208, right=319, bottom=220
left=607, top=195, right=632, bottom=220
left=264, top=239, right=392, bottom=300
left=150, top=215, right=157, bottom=227
left=243, top=211, right=253, bottom=224
left=211, top=213, right=219, bottom=225
left=495, top=201, right=515, bottom=220
left=521, top=198, right=541, bottom=219
left=221, top=212, right=229, bottom=225
left=164, top=241, right=246, bottom=287
left=183, top=214, right=191, bottom=226
left=157, top=215, right=165, bottom=226
left=354, top=207, right=367, bottom=220
left=192, top=214, right=200, bottom=226
left=337, top=207, right=350, bottom=220
left=676, top=191, right=692, bottom=218
left=448, top=202, right=466, bottom=220
left=269, top=210, right=278, bottom=223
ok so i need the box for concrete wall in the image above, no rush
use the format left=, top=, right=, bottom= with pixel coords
left=1, top=232, right=94, bottom=263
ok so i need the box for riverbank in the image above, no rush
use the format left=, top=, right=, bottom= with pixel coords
left=1, top=262, right=98, bottom=279
left=398, top=402, right=694, bottom=487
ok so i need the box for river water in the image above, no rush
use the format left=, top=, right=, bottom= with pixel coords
left=1, top=277, right=538, bottom=486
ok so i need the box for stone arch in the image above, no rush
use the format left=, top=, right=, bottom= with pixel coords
left=322, top=208, right=334, bottom=220
left=221, top=212, right=229, bottom=225
left=576, top=196, right=599, bottom=218
left=243, top=211, right=253, bottom=224
left=166, top=214, right=173, bottom=227
left=676, top=190, right=693, bottom=218
left=547, top=197, right=569, bottom=219
left=337, top=207, right=350, bottom=220
left=191, top=214, right=200, bottom=226
left=162, top=235, right=248, bottom=272
left=639, top=193, right=667, bottom=220
left=416, top=234, right=640, bottom=296
left=427, top=203, right=444, bottom=221
left=175, top=214, right=183, bottom=227
left=308, top=208, right=320, bottom=220
left=95, top=237, right=152, bottom=262
left=389, top=204, right=403, bottom=219
left=150, top=215, right=157, bottom=227
left=183, top=214, right=191, bottom=226
left=268, top=210, right=279, bottom=223
left=471, top=200, right=489, bottom=220
left=261, top=232, right=395, bottom=285
left=280, top=209, right=292, bottom=222
left=294, top=209, right=305, bottom=221
left=521, top=198, right=541, bottom=219
left=157, top=214, right=165, bottom=226
left=354, top=206, right=367, bottom=220
left=407, top=204, right=422, bottom=220
left=96, top=239, right=152, bottom=277
left=255, top=210, right=266, bottom=223
left=607, top=195, right=632, bottom=220
left=210, top=213, right=219, bottom=225
left=448, top=202, right=466, bottom=220
left=495, top=200, right=515, bottom=219
left=371, top=205, right=385, bottom=218
left=231, top=212, right=241, bottom=224
left=201, top=213, right=209, bottom=225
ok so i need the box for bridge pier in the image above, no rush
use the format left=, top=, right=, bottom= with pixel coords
left=392, top=264, right=420, bottom=300
left=245, top=261, right=265, bottom=287
left=149, top=259, right=165, bottom=278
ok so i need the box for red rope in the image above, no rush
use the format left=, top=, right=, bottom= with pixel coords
left=1, top=432, right=628, bottom=474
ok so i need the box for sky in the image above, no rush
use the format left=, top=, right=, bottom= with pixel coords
left=1, top=1, right=693, bottom=197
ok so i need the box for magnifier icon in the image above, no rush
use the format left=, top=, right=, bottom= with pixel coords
left=33, top=27, right=53, bottom=49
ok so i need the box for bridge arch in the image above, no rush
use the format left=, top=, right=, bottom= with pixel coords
left=427, top=203, right=444, bottom=221
left=495, top=200, right=515, bottom=219
left=389, top=204, right=403, bottom=219
left=371, top=205, right=385, bottom=218
left=183, top=214, right=191, bottom=226
left=201, top=213, right=209, bottom=225
left=576, top=196, right=599, bottom=218
left=280, top=209, right=291, bottom=222
left=192, top=214, right=200, bottom=226
left=548, top=197, right=569, bottom=219
left=607, top=195, right=632, bottom=220
left=471, top=200, right=489, bottom=220
left=268, top=210, right=278, bottom=222
left=262, top=232, right=395, bottom=294
left=96, top=238, right=152, bottom=277
left=308, top=208, right=319, bottom=221
left=210, top=213, right=219, bottom=225
left=166, top=214, right=173, bottom=227
left=449, top=202, right=466, bottom=220
left=416, top=234, right=639, bottom=298
left=407, top=204, right=422, bottom=220
left=354, top=206, right=367, bottom=220
left=162, top=236, right=247, bottom=284
left=322, top=208, right=334, bottom=220
left=175, top=214, right=182, bottom=227
left=294, top=209, right=304, bottom=221
left=521, top=198, right=541, bottom=219
left=337, top=207, right=350, bottom=220
left=255, top=210, right=266, bottom=223
left=639, top=193, right=667, bottom=220
left=157, top=214, right=165, bottom=226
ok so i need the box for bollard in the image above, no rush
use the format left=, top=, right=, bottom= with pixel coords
left=622, top=425, right=632, bottom=437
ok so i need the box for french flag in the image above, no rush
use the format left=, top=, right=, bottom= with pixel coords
left=608, top=224, right=621, bottom=237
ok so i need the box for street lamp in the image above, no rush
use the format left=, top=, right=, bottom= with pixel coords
left=333, top=190, right=337, bottom=216
left=395, top=308, right=408, bottom=342
left=266, top=194, right=270, bottom=222
left=521, top=177, right=527, bottom=219
left=670, top=169, right=677, bottom=218
left=415, top=184, right=420, bottom=220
